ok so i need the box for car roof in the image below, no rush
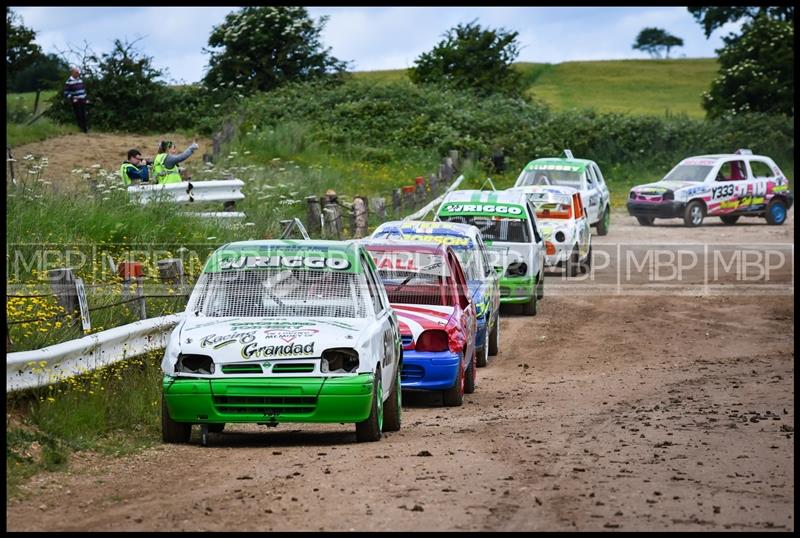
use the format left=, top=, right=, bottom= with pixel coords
left=373, top=220, right=481, bottom=239
left=509, top=185, right=579, bottom=196
left=523, top=158, right=592, bottom=172
left=442, top=189, right=528, bottom=205
left=361, top=238, right=450, bottom=256
left=681, top=154, right=771, bottom=162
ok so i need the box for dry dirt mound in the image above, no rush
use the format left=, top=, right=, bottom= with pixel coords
left=10, top=133, right=213, bottom=191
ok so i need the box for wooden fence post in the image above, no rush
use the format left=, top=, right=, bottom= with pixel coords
left=48, top=268, right=78, bottom=316
left=322, top=190, right=342, bottom=239
left=7, top=145, right=16, bottom=186
left=306, top=195, right=321, bottom=235
left=352, top=196, right=368, bottom=238
left=448, top=149, right=460, bottom=170
left=370, top=197, right=387, bottom=223
left=392, top=188, right=402, bottom=218
left=136, top=276, right=147, bottom=320
left=402, top=185, right=415, bottom=210
left=429, top=173, right=439, bottom=195
left=415, top=176, right=425, bottom=204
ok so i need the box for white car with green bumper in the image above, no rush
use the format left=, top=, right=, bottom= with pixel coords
left=435, top=189, right=545, bottom=316
left=510, top=185, right=592, bottom=275
left=514, top=150, right=611, bottom=236
left=161, top=240, right=402, bottom=445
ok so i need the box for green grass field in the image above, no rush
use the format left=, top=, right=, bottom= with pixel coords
left=517, top=58, right=718, bottom=118
left=353, top=57, right=718, bottom=119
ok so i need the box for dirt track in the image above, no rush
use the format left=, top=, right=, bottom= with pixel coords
left=6, top=210, right=794, bottom=531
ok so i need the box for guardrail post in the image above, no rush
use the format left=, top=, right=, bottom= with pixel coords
left=136, top=276, right=147, bottom=320
left=48, top=268, right=78, bottom=316
left=306, top=195, right=321, bottom=235
left=7, top=145, right=16, bottom=186
left=352, top=196, right=368, bottom=238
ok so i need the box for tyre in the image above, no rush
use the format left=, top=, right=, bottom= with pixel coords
left=581, top=244, right=593, bottom=274
left=161, top=395, right=191, bottom=444
left=636, top=216, right=655, bottom=226
left=476, top=329, right=489, bottom=367
left=442, top=358, right=464, bottom=407
left=596, top=205, right=610, bottom=236
left=464, top=351, right=476, bottom=394
left=536, top=271, right=544, bottom=300
left=683, top=200, right=705, bottom=227
left=207, top=423, right=225, bottom=433
left=719, top=214, right=740, bottom=225
left=566, top=246, right=581, bottom=277
left=382, top=366, right=402, bottom=432
left=765, top=198, right=788, bottom=225
left=356, top=370, right=383, bottom=442
left=488, top=317, right=500, bottom=357
left=521, top=291, right=537, bottom=316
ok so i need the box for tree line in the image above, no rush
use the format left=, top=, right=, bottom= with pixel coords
left=5, top=5, right=794, bottom=129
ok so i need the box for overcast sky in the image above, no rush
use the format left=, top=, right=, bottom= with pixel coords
left=13, top=6, right=742, bottom=84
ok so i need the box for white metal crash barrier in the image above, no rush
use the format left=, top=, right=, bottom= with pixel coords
left=127, top=180, right=245, bottom=205
left=6, top=314, right=184, bottom=393
left=403, top=174, right=465, bottom=221
left=179, top=211, right=247, bottom=219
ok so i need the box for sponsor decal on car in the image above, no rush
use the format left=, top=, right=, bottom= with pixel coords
left=241, top=341, right=315, bottom=359
left=438, top=203, right=526, bottom=219
left=218, top=254, right=351, bottom=271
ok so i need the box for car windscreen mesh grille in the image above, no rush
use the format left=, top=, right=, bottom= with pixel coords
left=442, top=216, right=530, bottom=243
left=187, top=268, right=370, bottom=318
left=377, top=270, right=451, bottom=306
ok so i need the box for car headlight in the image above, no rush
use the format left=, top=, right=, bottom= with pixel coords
left=175, top=353, right=215, bottom=375
left=662, top=190, right=674, bottom=201
left=321, top=348, right=360, bottom=373
left=629, top=191, right=636, bottom=199
left=554, top=231, right=566, bottom=243
left=505, top=261, right=527, bottom=277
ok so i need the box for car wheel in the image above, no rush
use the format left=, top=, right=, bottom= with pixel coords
left=581, top=244, right=593, bottom=274
left=207, top=423, right=225, bottom=433
left=442, top=358, right=464, bottom=407
left=683, top=200, right=705, bottom=227
left=596, top=205, right=610, bottom=236
left=356, top=369, right=383, bottom=442
left=161, top=395, right=191, bottom=444
left=567, top=245, right=581, bottom=277
left=522, top=291, right=537, bottom=316
left=382, top=366, right=402, bottom=432
left=464, top=350, right=476, bottom=394
left=765, top=198, right=788, bottom=225
left=476, top=329, right=489, bottom=367
left=636, top=216, right=655, bottom=226
left=488, top=317, right=500, bottom=357
left=720, top=214, right=740, bottom=225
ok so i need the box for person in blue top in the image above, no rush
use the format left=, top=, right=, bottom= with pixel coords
left=63, top=66, right=89, bottom=133
left=120, top=148, right=152, bottom=186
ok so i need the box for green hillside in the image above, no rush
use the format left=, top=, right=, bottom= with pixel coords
left=353, top=58, right=718, bottom=119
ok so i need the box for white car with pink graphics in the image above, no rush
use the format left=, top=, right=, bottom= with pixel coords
left=627, top=149, right=793, bottom=227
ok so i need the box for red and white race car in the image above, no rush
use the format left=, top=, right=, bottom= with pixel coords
left=362, top=240, right=478, bottom=407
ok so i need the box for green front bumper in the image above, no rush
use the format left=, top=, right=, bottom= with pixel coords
left=163, top=374, right=374, bottom=424
left=498, top=274, right=536, bottom=304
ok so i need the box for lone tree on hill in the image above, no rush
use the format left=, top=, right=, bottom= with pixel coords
left=632, top=27, right=684, bottom=59
left=409, top=19, right=524, bottom=97
left=203, top=6, right=348, bottom=96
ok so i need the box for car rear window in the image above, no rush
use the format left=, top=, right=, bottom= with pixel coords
left=369, top=250, right=453, bottom=306
left=441, top=215, right=530, bottom=243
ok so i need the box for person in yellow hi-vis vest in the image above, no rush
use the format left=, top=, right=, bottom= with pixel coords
left=153, top=140, right=199, bottom=184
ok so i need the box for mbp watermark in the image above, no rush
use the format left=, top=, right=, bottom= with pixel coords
left=545, top=242, right=793, bottom=296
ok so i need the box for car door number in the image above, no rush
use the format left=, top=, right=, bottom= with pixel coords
left=711, top=184, right=735, bottom=199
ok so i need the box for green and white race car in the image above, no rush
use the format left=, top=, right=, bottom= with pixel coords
left=161, top=240, right=402, bottom=445
left=515, top=150, right=612, bottom=236
left=435, top=189, right=545, bottom=315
